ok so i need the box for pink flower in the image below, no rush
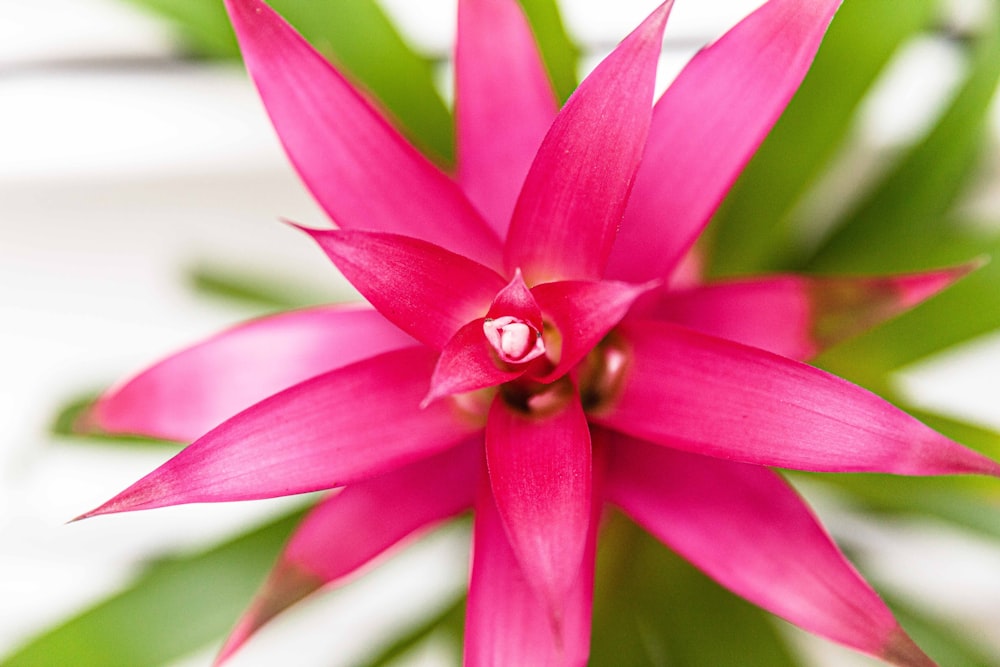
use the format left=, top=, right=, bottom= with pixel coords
left=79, top=0, right=1000, bottom=664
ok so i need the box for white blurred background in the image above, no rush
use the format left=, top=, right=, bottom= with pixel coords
left=2, top=0, right=1000, bottom=665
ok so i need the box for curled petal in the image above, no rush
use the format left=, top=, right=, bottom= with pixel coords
left=216, top=440, right=480, bottom=664
left=425, top=319, right=526, bottom=406
left=591, top=320, right=1000, bottom=476
left=300, top=227, right=506, bottom=349
left=485, top=386, right=592, bottom=621
left=531, top=279, right=657, bottom=382
left=456, top=0, right=558, bottom=234
left=504, top=1, right=672, bottom=283
left=89, top=306, right=414, bottom=442
left=77, top=347, right=482, bottom=519
left=607, top=0, right=843, bottom=282
left=223, top=0, right=501, bottom=267
left=485, top=270, right=547, bottom=365
left=465, top=467, right=595, bottom=667
left=606, top=434, right=934, bottom=665
left=654, top=264, right=975, bottom=361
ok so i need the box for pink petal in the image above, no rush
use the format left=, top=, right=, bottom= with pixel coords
left=223, top=0, right=501, bottom=268
left=89, top=306, right=415, bottom=442
left=484, top=387, right=592, bottom=620
left=465, top=470, right=594, bottom=667
left=531, top=279, right=656, bottom=382
left=591, top=320, right=1000, bottom=476
left=424, top=319, right=526, bottom=406
left=653, top=264, right=975, bottom=361
left=77, top=347, right=482, bottom=519
left=606, top=0, right=842, bottom=282
left=486, top=269, right=543, bottom=325
left=503, top=1, right=672, bottom=284
left=455, top=0, right=558, bottom=234
left=300, top=227, right=506, bottom=349
left=606, top=434, right=934, bottom=665
left=483, top=271, right=548, bottom=365
left=216, top=440, right=480, bottom=664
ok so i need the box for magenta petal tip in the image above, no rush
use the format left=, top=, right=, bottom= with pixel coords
left=881, top=626, right=938, bottom=667
left=214, top=564, right=324, bottom=666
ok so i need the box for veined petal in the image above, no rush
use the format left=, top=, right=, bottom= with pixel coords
left=223, top=0, right=501, bottom=267
left=300, top=228, right=506, bottom=349
left=653, top=264, right=975, bottom=361
left=504, top=1, right=672, bottom=284
left=606, top=0, right=842, bottom=282
left=606, top=435, right=934, bottom=666
left=592, top=320, right=1000, bottom=476
left=465, top=469, right=594, bottom=667
left=89, top=305, right=414, bottom=442
left=531, top=279, right=656, bottom=382
left=215, top=440, right=480, bottom=664
left=456, top=0, right=558, bottom=234
left=77, top=347, right=482, bottom=519
left=424, top=319, right=526, bottom=406
left=485, top=386, right=592, bottom=620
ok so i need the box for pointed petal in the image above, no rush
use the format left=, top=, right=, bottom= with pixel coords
left=223, top=0, right=501, bottom=267
left=653, top=264, right=974, bottom=361
left=456, top=0, right=558, bottom=234
left=425, top=319, right=526, bottom=406
left=504, top=2, right=671, bottom=283
left=485, top=387, right=591, bottom=618
left=216, top=440, right=480, bottom=663
left=591, top=320, right=1000, bottom=476
left=487, top=269, right=543, bottom=325
left=89, top=306, right=415, bottom=442
left=78, top=347, right=482, bottom=518
left=606, top=0, right=843, bottom=282
left=531, top=279, right=656, bottom=382
left=606, top=435, right=934, bottom=665
left=301, top=228, right=506, bottom=349
left=465, top=469, right=594, bottom=667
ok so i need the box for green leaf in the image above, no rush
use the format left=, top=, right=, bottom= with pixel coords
left=590, top=513, right=800, bottom=667
left=808, top=470, right=1000, bottom=542
left=1, top=509, right=306, bottom=667
left=705, top=0, right=937, bottom=276
left=517, top=0, right=579, bottom=103
left=814, top=231, right=1000, bottom=380
left=50, top=391, right=177, bottom=447
left=122, top=0, right=454, bottom=163
left=187, top=264, right=344, bottom=311
left=121, top=0, right=239, bottom=57
left=358, top=594, right=465, bottom=667
left=808, top=8, right=1000, bottom=271
left=889, top=595, right=999, bottom=667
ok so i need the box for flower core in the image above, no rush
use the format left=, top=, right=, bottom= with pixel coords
left=484, top=316, right=546, bottom=364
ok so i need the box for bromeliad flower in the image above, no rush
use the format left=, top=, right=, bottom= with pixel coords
left=79, top=0, right=1000, bottom=664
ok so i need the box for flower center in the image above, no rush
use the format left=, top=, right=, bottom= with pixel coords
left=483, top=316, right=546, bottom=364
left=499, top=375, right=574, bottom=418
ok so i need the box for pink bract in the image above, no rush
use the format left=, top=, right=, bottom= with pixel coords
left=80, top=0, right=998, bottom=665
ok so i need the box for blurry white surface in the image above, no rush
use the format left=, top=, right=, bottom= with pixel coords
left=0, top=0, right=173, bottom=66
left=2, top=0, right=1000, bottom=665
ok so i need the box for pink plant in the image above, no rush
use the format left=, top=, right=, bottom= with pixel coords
left=79, top=0, right=999, bottom=664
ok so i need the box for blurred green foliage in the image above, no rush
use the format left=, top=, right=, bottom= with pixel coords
left=590, top=514, right=800, bottom=666
left=122, top=0, right=455, bottom=162
left=705, top=0, right=939, bottom=275
left=120, top=0, right=577, bottom=164
left=2, top=510, right=305, bottom=667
